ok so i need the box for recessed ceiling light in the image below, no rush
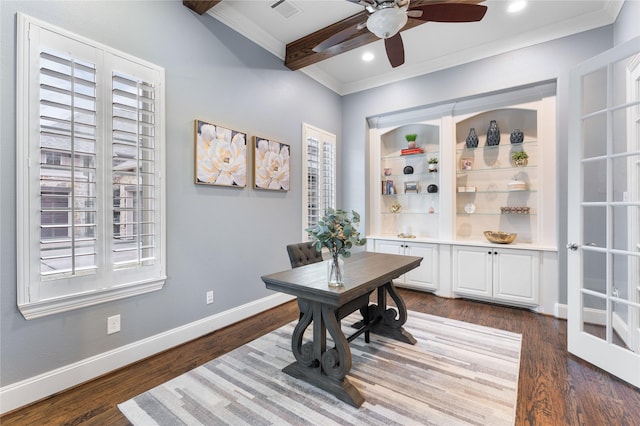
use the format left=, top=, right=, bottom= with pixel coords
left=362, top=52, right=375, bottom=62
left=507, top=0, right=527, bottom=13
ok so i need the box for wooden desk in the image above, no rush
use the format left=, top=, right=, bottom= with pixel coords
left=261, top=251, right=422, bottom=407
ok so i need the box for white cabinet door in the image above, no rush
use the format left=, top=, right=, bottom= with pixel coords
left=453, top=245, right=539, bottom=305
left=493, top=249, right=539, bottom=305
left=373, top=240, right=438, bottom=291
left=375, top=240, right=404, bottom=256
left=452, top=246, right=492, bottom=298
left=405, top=243, right=438, bottom=291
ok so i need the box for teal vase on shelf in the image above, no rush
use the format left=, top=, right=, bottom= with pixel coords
left=465, top=128, right=479, bottom=148
left=510, top=129, right=524, bottom=144
left=486, top=120, right=500, bottom=146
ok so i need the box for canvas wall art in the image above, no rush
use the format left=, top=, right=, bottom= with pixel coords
left=253, top=136, right=290, bottom=191
left=194, top=120, right=247, bottom=187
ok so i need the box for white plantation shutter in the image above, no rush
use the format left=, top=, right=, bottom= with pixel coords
left=321, top=139, right=336, bottom=215
left=38, top=49, right=99, bottom=279
left=302, top=124, right=336, bottom=240
left=17, top=14, right=166, bottom=319
left=111, top=72, right=158, bottom=269
left=306, top=137, right=321, bottom=229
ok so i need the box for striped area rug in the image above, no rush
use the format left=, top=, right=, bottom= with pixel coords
left=119, top=311, right=522, bottom=425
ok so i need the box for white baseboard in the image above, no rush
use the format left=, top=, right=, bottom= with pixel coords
left=0, top=293, right=295, bottom=415
left=555, top=303, right=568, bottom=319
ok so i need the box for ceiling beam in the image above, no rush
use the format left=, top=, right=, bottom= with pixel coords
left=183, top=0, right=221, bottom=15
left=284, top=0, right=484, bottom=71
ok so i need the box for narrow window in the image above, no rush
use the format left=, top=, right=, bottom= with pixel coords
left=302, top=124, right=336, bottom=240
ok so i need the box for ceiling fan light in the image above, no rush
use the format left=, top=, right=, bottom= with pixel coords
left=507, top=1, right=527, bottom=13
left=362, top=52, right=375, bottom=62
left=366, top=8, right=408, bottom=39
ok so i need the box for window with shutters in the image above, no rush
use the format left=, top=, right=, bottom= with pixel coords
left=16, top=14, right=166, bottom=319
left=301, top=124, right=336, bottom=241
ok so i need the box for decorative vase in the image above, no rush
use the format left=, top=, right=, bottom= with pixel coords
left=405, top=134, right=417, bottom=148
left=486, top=120, right=500, bottom=146
left=514, top=158, right=528, bottom=167
left=428, top=163, right=438, bottom=172
left=327, top=254, right=344, bottom=287
left=465, top=128, right=479, bottom=148
left=510, top=129, right=524, bottom=144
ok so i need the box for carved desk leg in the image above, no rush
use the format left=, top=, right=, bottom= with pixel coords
left=283, top=299, right=364, bottom=408
left=369, top=282, right=417, bottom=345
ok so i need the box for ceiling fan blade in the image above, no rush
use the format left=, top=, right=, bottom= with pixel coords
left=409, top=3, right=488, bottom=23
left=313, top=23, right=364, bottom=53
left=384, top=33, right=405, bottom=68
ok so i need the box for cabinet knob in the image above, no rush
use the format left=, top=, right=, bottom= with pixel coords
left=488, top=251, right=492, bottom=255
left=494, top=251, right=498, bottom=255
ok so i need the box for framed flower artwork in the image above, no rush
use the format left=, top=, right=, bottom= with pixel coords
left=253, top=136, right=290, bottom=191
left=194, top=120, right=247, bottom=187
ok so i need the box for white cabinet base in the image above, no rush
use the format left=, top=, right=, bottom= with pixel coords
left=372, top=239, right=439, bottom=292
left=453, top=245, right=540, bottom=307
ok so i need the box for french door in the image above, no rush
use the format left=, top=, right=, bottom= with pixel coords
left=567, top=36, right=640, bottom=388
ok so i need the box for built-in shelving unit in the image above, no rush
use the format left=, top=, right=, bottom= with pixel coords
left=373, top=121, right=441, bottom=239
left=366, top=93, right=558, bottom=312
left=455, top=109, right=540, bottom=244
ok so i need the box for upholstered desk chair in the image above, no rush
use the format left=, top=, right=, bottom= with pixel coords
left=285, top=242, right=370, bottom=343
left=286, top=242, right=323, bottom=268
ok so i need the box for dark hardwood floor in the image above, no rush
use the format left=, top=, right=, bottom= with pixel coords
left=2, top=289, right=639, bottom=425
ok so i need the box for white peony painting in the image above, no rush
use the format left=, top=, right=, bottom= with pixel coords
left=253, top=136, right=290, bottom=191
left=195, top=120, right=247, bottom=188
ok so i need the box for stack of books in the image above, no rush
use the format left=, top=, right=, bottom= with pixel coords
left=381, top=179, right=395, bottom=195
left=400, top=147, right=423, bottom=155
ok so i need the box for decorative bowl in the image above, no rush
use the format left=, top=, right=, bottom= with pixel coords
left=484, top=231, right=516, bottom=244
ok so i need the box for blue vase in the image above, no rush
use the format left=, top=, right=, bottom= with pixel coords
left=510, top=129, right=524, bottom=144
left=465, top=128, right=479, bottom=148
left=486, top=120, right=500, bottom=146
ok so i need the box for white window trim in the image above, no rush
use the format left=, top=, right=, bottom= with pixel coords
left=16, top=13, right=166, bottom=319
left=301, top=123, right=337, bottom=242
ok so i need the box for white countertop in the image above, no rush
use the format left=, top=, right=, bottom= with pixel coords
left=367, top=235, right=558, bottom=252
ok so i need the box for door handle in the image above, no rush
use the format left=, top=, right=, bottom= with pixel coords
left=566, top=242, right=579, bottom=251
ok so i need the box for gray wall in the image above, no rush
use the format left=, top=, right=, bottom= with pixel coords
left=0, top=1, right=341, bottom=386
left=614, top=0, right=640, bottom=45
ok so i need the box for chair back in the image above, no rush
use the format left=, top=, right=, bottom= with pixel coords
left=286, top=242, right=323, bottom=268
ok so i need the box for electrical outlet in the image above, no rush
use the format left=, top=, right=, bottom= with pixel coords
left=107, top=314, right=121, bottom=335
left=206, top=290, right=214, bottom=305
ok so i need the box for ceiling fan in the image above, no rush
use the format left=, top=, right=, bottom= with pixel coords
left=312, top=0, right=488, bottom=68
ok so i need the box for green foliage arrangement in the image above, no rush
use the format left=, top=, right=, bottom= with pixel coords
left=511, top=151, right=529, bottom=161
left=428, top=157, right=439, bottom=164
left=305, top=208, right=366, bottom=259
left=405, top=134, right=418, bottom=142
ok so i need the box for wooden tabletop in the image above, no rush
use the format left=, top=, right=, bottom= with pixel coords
left=261, top=251, right=422, bottom=307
